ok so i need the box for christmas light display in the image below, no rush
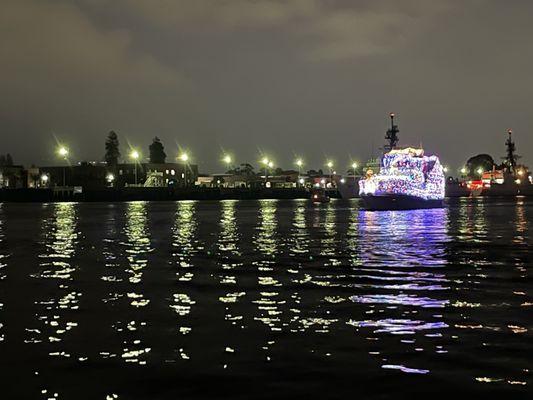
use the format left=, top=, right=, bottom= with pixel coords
left=359, top=148, right=445, bottom=200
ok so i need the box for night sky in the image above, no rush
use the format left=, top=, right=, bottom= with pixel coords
left=2, top=0, right=532, bottom=173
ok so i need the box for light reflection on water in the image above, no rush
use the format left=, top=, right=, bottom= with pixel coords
left=0, top=204, right=6, bottom=342
left=0, top=198, right=531, bottom=398
left=31, top=203, right=80, bottom=354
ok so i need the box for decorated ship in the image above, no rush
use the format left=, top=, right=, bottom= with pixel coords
left=359, top=114, right=445, bottom=210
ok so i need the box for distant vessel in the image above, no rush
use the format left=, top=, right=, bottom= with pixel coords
left=310, top=187, right=330, bottom=203
left=359, top=114, right=445, bottom=210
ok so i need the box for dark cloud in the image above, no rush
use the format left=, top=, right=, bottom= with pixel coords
left=2, top=0, right=532, bottom=171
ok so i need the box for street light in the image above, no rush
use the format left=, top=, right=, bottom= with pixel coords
left=106, top=173, right=115, bottom=187
left=57, top=146, right=69, bottom=187
left=327, top=160, right=333, bottom=188
left=443, top=166, right=449, bottom=173
left=223, top=154, right=232, bottom=166
left=476, top=167, right=483, bottom=176
left=460, top=167, right=467, bottom=175
left=351, top=162, right=358, bottom=181
left=295, top=158, right=303, bottom=187
left=179, top=153, right=189, bottom=187
left=261, top=157, right=270, bottom=185
left=130, top=149, right=140, bottom=185
left=41, top=174, right=49, bottom=187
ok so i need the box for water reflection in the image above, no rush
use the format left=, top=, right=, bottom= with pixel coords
left=0, top=204, right=6, bottom=342
left=253, top=200, right=284, bottom=336
left=217, top=200, right=244, bottom=304
left=117, top=202, right=153, bottom=365
left=349, top=208, right=450, bottom=372
left=170, top=201, right=199, bottom=360
left=1, top=199, right=531, bottom=397
left=31, top=203, right=80, bottom=351
left=288, top=199, right=309, bottom=257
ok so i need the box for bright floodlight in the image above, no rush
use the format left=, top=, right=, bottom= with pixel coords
left=261, top=157, right=269, bottom=165
left=340, top=178, right=346, bottom=184
left=460, top=167, right=467, bottom=174
left=443, top=166, right=449, bottom=173
left=296, top=159, right=303, bottom=167
left=130, top=150, right=139, bottom=160
left=106, top=173, right=115, bottom=182
left=223, top=155, right=232, bottom=164
left=41, top=174, right=49, bottom=182
left=351, top=162, right=358, bottom=169
left=327, top=161, right=333, bottom=169
left=268, top=161, right=274, bottom=168
left=477, top=167, right=483, bottom=175
left=58, top=146, right=68, bottom=158
left=517, top=169, right=524, bottom=176
left=299, top=178, right=305, bottom=184
left=180, top=153, right=189, bottom=162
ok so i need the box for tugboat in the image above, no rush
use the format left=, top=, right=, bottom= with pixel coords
left=359, top=114, right=445, bottom=210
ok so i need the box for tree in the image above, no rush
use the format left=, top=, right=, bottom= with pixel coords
left=228, top=163, right=254, bottom=176
left=273, top=167, right=284, bottom=176
left=149, top=137, right=166, bottom=164
left=105, top=131, right=120, bottom=166
left=466, top=154, right=495, bottom=178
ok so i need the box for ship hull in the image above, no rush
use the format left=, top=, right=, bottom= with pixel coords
left=360, top=194, right=444, bottom=211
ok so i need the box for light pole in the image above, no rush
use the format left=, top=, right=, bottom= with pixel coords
left=223, top=155, right=232, bottom=187
left=179, top=153, right=189, bottom=187
left=261, top=157, right=269, bottom=186
left=296, top=158, right=303, bottom=187
left=57, top=146, right=69, bottom=186
left=351, top=162, right=358, bottom=182
left=130, top=149, right=139, bottom=185
left=327, top=161, right=333, bottom=188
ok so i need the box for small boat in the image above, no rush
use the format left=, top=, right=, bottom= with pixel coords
left=359, top=147, right=445, bottom=210
left=310, top=187, right=330, bottom=203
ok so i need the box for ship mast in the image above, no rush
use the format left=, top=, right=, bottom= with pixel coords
left=384, top=112, right=399, bottom=152
left=503, top=129, right=520, bottom=173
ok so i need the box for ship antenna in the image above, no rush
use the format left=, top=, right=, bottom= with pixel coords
left=384, top=112, right=399, bottom=152
left=503, top=128, right=520, bottom=174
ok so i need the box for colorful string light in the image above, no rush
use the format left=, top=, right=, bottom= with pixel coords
left=359, top=148, right=445, bottom=200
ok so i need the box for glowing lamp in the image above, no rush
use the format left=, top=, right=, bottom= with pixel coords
left=327, top=161, right=333, bottom=169
left=223, top=155, right=232, bottom=164
left=58, top=146, right=68, bottom=158
left=179, top=153, right=189, bottom=162
left=106, top=173, right=115, bottom=183
left=130, top=150, right=140, bottom=160
left=41, top=174, right=49, bottom=182
left=296, top=159, right=303, bottom=167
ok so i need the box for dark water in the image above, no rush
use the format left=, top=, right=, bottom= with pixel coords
left=0, top=198, right=531, bottom=399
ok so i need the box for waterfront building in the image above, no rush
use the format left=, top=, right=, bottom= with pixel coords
left=0, top=165, right=25, bottom=188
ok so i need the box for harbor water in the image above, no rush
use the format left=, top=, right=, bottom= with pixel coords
left=0, top=198, right=531, bottom=399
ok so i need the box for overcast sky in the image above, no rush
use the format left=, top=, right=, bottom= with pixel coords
left=2, top=0, right=532, bottom=173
